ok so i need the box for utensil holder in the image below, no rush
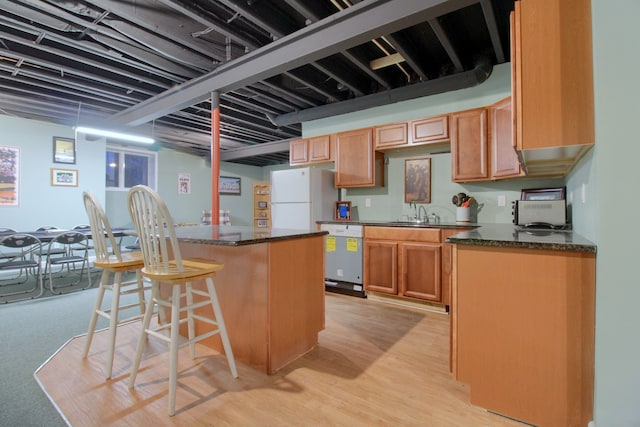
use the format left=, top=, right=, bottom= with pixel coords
left=456, top=207, right=471, bottom=222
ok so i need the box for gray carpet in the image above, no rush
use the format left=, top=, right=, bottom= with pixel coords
left=0, top=272, right=139, bottom=427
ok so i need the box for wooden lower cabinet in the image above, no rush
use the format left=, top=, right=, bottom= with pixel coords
left=451, top=244, right=595, bottom=427
left=398, top=242, right=441, bottom=301
left=363, top=240, right=397, bottom=294
left=363, top=226, right=443, bottom=304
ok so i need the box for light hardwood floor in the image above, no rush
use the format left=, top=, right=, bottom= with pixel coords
left=35, top=293, right=524, bottom=427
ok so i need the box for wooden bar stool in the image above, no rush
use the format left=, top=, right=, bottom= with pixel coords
left=127, top=185, right=238, bottom=416
left=82, top=191, right=148, bottom=379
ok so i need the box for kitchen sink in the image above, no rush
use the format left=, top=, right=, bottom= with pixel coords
left=389, top=221, right=436, bottom=227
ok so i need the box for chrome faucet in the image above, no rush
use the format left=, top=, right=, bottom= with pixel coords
left=408, top=201, right=418, bottom=221
left=418, top=205, right=428, bottom=223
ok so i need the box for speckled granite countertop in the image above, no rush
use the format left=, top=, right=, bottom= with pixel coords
left=316, top=220, right=475, bottom=229
left=172, top=225, right=327, bottom=247
left=317, top=220, right=596, bottom=253
left=445, top=223, right=596, bottom=253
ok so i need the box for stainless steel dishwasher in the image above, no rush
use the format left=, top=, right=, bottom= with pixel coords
left=320, top=223, right=365, bottom=298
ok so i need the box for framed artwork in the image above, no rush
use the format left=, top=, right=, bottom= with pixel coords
left=521, top=187, right=566, bottom=201
left=53, top=137, right=76, bottom=164
left=0, top=146, right=19, bottom=206
left=404, top=157, right=431, bottom=203
left=219, top=176, right=241, bottom=195
left=51, top=168, right=78, bottom=187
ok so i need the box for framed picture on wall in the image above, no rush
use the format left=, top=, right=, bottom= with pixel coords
left=404, top=157, right=431, bottom=203
left=219, top=176, right=241, bottom=195
left=53, top=137, right=76, bottom=164
left=178, top=173, right=191, bottom=194
left=51, top=168, right=78, bottom=187
left=0, top=146, right=19, bottom=206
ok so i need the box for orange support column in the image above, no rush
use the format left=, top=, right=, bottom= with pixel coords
left=210, top=92, right=220, bottom=225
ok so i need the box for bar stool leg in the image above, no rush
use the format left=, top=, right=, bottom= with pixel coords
left=129, top=281, right=158, bottom=389
left=186, top=282, right=196, bottom=359
left=83, top=270, right=109, bottom=359
left=134, top=271, right=146, bottom=315
left=206, top=278, right=238, bottom=378
left=104, top=271, right=123, bottom=379
left=168, top=284, right=181, bottom=416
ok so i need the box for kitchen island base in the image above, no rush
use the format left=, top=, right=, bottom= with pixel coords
left=179, top=235, right=325, bottom=375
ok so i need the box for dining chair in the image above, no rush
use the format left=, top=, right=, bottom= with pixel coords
left=0, top=228, right=18, bottom=261
left=72, top=224, right=94, bottom=249
left=82, top=191, right=149, bottom=379
left=36, top=225, right=68, bottom=268
left=127, top=185, right=238, bottom=416
left=0, top=233, right=44, bottom=302
left=43, top=231, right=92, bottom=294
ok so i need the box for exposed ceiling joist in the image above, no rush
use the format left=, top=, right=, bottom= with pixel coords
left=0, top=0, right=513, bottom=166
left=109, top=0, right=478, bottom=127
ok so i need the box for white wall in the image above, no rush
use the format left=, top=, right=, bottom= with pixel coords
left=591, top=0, right=640, bottom=424
left=0, top=116, right=105, bottom=231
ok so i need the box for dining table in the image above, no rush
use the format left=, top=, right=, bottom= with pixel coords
left=0, top=228, right=131, bottom=243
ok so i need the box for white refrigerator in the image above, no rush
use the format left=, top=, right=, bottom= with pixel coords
left=270, top=168, right=336, bottom=230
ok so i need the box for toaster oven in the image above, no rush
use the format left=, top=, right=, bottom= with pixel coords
left=512, top=200, right=566, bottom=227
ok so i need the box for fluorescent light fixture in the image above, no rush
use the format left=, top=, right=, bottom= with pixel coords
left=75, top=126, right=155, bottom=144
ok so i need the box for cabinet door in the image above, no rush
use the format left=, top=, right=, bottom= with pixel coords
left=308, top=135, right=332, bottom=163
left=514, top=0, right=594, bottom=151
left=451, top=108, right=489, bottom=182
left=363, top=239, right=397, bottom=294
left=410, top=115, right=449, bottom=145
left=374, top=122, right=408, bottom=149
left=289, top=139, right=308, bottom=165
left=335, top=128, right=383, bottom=187
left=490, top=97, right=523, bottom=179
left=398, top=242, right=441, bottom=302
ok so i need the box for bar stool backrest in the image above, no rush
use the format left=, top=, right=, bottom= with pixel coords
left=127, top=185, right=183, bottom=274
left=82, top=191, right=122, bottom=263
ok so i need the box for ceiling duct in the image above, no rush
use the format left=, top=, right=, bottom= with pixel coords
left=270, top=56, right=493, bottom=126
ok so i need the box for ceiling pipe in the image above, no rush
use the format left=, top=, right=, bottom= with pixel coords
left=269, top=55, right=493, bottom=126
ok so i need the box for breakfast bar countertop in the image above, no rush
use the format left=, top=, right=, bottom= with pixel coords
left=171, top=225, right=327, bottom=246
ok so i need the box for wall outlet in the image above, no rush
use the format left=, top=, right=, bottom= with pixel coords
left=581, top=183, right=587, bottom=204
left=498, top=195, right=506, bottom=207
left=365, top=198, right=371, bottom=207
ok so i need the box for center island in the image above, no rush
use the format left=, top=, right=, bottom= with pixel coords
left=170, top=225, right=327, bottom=375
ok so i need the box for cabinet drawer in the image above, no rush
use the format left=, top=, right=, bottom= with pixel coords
left=364, top=226, right=441, bottom=243
left=375, top=122, right=408, bottom=149
left=410, top=115, right=449, bottom=144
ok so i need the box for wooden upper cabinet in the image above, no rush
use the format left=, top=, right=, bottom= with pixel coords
left=489, top=97, right=523, bottom=179
left=334, top=128, right=384, bottom=188
left=451, top=108, right=489, bottom=182
left=289, top=139, right=308, bottom=165
left=513, top=0, right=594, bottom=152
left=308, top=135, right=332, bottom=163
left=289, top=135, right=332, bottom=165
left=410, top=115, right=449, bottom=145
left=374, top=122, right=408, bottom=149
